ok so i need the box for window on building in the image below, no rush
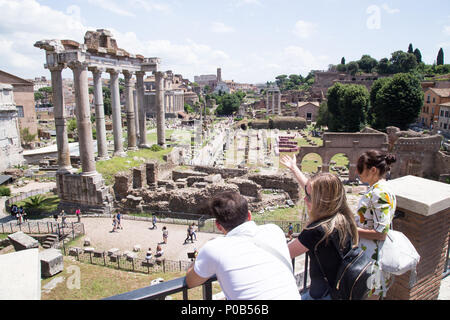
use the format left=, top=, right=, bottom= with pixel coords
left=433, top=97, right=436, bottom=103
left=306, top=113, right=312, bottom=120
left=441, top=110, right=445, bottom=117
left=16, top=106, right=24, bottom=118
left=446, top=111, right=449, bottom=118
left=444, top=123, right=448, bottom=130
left=427, top=95, right=430, bottom=103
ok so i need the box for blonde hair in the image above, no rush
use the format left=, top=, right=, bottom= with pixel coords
left=305, top=173, right=359, bottom=249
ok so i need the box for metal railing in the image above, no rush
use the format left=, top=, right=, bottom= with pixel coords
left=67, top=248, right=192, bottom=275
left=104, top=276, right=218, bottom=300
left=103, top=255, right=310, bottom=300
left=0, top=220, right=84, bottom=240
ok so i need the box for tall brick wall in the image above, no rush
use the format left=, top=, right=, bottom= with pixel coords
left=386, top=208, right=449, bottom=300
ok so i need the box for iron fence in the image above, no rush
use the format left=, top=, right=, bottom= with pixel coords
left=0, top=221, right=84, bottom=239
left=67, top=248, right=192, bottom=275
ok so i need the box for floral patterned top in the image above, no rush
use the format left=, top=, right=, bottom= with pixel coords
left=356, top=179, right=397, bottom=298
left=356, top=180, right=396, bottom=236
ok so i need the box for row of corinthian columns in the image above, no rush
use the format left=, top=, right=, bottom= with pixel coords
left=50, top=63, right=166, bottom=175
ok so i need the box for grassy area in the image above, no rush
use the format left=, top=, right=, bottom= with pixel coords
left=96, top=148, right=173, bottom=185
left=252, top=203, right=305, bottom=222
left=41, top=256, right=222, bottom=300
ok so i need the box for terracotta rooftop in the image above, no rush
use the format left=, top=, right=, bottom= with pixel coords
left=429, top=88, right=450, bottom=97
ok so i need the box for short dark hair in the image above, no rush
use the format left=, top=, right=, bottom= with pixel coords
left=357, top=150, right=397, bottom=176
left=207, top=192, right=248, bottom=231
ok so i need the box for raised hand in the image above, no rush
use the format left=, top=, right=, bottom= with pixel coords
left=280, top=154, right=297, bottom=171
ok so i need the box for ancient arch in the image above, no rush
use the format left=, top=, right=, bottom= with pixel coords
left=296, top=132, right=389, bottom=181
left=299, top=152, right=323, bottom=174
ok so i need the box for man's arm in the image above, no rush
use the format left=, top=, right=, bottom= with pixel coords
left=186, top=263, right=210, bottom=288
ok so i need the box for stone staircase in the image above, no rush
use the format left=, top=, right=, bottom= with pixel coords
left=42, top=234, right=59, bottom=249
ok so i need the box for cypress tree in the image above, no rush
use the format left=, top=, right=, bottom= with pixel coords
left=437, top=48, right=444, bottom=65
left=413, top=48, right=422, bottom=63
left=341, top=57, right=346, bottom=65
left=408, top=43, right=414, bottom=54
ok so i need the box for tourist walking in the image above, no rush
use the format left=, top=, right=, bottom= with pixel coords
left=184, top=224, right=194, bottom=244
left=152, top=215, right=157, bottom=229
left=116, top=212, right=123, bottom=230
left=355, top=150, right=397, bottom=300
left=75, top=208, right=81, bottom=223
left=162, top=226, right=168, bottom=244
left=61, top=210, right=67, bottom=227
left=186, top=192, right=301, bottom=300
left=191, top=223, right=197, bottom=241
left=280, top=154, right=359, bottom=300
left=112, top=214, right=118, bottom=232
left=22, top=208, right=28, bottom=222
left=288, top=222, right=294, bottom=241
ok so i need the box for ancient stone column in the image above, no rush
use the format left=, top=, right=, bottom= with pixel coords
left=272, top=91, right=275, bottom=114
left=155, top=71, right=166, bottom=148
left=49, top=65, right=73, bottom=173
left=91, top=68, right=109, bottom=160
left=109, top=70, right=126, bottom=157
left=277, top=91, right=281, bottom=115
left=266, top=91, right=269, bottom=115
left=124, top=71, right=137, bottom=151
left=70, top=62, right=96, bottom=175
left=133, top=89, right=140, bottom=141
left=136, top=71, right=149, bottom=148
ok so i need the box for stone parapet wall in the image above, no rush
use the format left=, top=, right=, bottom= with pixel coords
left=192, top=165, right=248, bottom=179
left=247, top=173, right=300, bottom=201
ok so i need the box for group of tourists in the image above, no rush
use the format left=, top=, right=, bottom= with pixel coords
left=184, top=223, right=197, bottom=244
left=186, top=149, right=399, bottom=300
left=11, top=205, right=27, bottom=225
left=111, top=212, right=123, bottom=232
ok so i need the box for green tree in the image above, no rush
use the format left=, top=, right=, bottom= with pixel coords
left=216, top=93, right=241, bottom=116
left=437, top=48, right=444, bottom=66
left=336, top=64, right=346, bottom=72
left=184, top=103, right=194, bottom=113
left=358, top=55, right=378, bottom=73
left=390, top=51, right=418, bottom=73
left=408, top=43, right=414, bottom=54
left=102, top=86, right=112, bottom=116
left=67, top=118, right=77, bottom=134
left=316, top=101, right=330, bottom=128
left=346, top=61, right=360, bottom=76
left=34, top=91, right=44, bottom=102
left=413, top=48, right=422, bottom=63
left=376, top=58, right=391, bottom=74
left=371, top=73, right=424, bottom=130
left=38, top=86, right=52, bottom=94
left=341, top=57, right=346, bottom=65
left=326, top=83, right=369, bottom=132
left=369, top=77, right=391, bottom=126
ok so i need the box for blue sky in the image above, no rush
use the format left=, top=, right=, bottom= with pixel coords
left=1, top=0, right=449, bottom=84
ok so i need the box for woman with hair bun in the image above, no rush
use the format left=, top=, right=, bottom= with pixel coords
left=356, top=150, right=397, bottom=300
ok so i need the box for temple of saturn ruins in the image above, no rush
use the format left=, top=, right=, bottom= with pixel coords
left=34, top=29, right=174, bottom=214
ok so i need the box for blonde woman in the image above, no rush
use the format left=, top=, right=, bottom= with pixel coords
left=280, top=154, right=359, bottom=300
left=356, top=150, right=397, bottom=300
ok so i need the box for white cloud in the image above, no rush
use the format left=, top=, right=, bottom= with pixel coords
left=381, top=4, right=400, bottom=14
left=211, top=22, right=235, bottom=34
left=293, top=20, right=317, bottom=39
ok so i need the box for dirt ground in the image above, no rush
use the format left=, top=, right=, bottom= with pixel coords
left=63, top=216, right=219, bottom=262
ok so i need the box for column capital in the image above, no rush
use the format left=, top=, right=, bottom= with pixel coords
left=135, top=71, right=146, bottom=77
left=107, top=68, right=121, bottom=76
left=48, top=64, right=66, bottom=72
left=68, top=60, right=88, bottom=71
left=89, top=66, right=106, bottom=74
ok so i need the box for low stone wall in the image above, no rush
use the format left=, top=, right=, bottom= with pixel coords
left=192, top=165, right=248, bottom=179
left=247, top=173, right=300, bottom=201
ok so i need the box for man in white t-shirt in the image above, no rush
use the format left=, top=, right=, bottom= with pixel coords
left=186, top=192, right=301, bottom=300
